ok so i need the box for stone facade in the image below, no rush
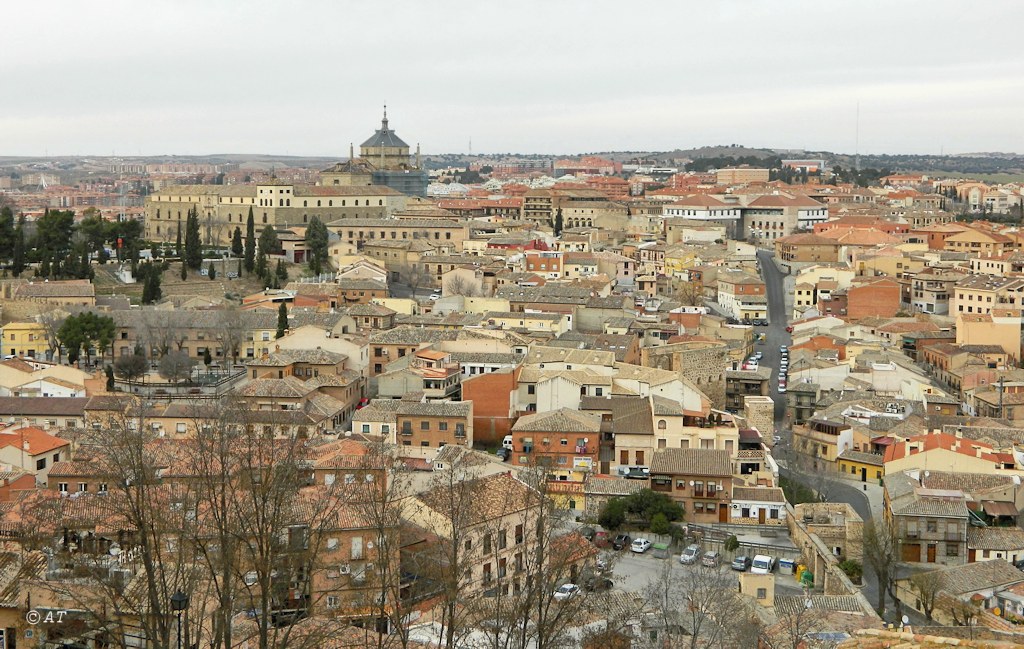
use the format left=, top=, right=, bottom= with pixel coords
left=793, top=502, right=864, bottom=564
left=743, top=395, right=775, bottom=436
left=642, top=341, right=729, bottom=409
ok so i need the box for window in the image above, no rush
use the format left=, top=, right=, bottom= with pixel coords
left=36, top=458, right=46, bottom=471
left=361, top=424, right=370, bottom=434
left=421, top=420, right=430, bottom=431
left=420, top=441, right=429, bottom=447
left=324, top=473, right=336, bottom=486
left=515, top=523, right=524, bottom=544
left=757, top=588, right=767, bottom=600
left=484, top=534, right=492, bottom=554
left=527, top=385, right=535, bottom=395
left=78, top=483, right=87, bottom=492
left=98, top=483, right=108, bottom=494
left=351, top=536, right=364, bottom=560
left=326, top=596, right=339, bottom=609
left=344, top=474, right=355, bottom=484
left=439, top=421, right=448, bottom=432
left=927, top=520, right=938, bottom=533
left=946, top=543, right=959, bottom=557
left=658, top=419, right=667, bottom=430
left=464, top=539, right=472, bottom=552
left=499, top=530, right=507, bottom=550
left=58, top=482, right=68, bottom=493
left=176, top=422, right=187, bottom=433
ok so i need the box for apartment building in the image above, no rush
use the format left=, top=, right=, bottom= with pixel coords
left=649, top=448, right=734, bottom=524
left=508, top=409, right=601, bottom=482
left=884, top=471, right=968, bottom=565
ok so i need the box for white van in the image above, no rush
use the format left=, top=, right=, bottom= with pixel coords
left=502, top=435, right=513, bottom=450
left=751, top=555, right=775, bottom=574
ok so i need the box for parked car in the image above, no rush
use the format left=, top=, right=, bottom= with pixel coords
left=579, top=526, right=596, bottom=542
left=777, top=384, right=787, bottom=393
left=631, top=538, right=653, bottom=554
left=785, top=325, right=794, bottom=333
left=772, top=435, right=782, bottom=445
left=680, top=544, right=701, bottom=564
left=612, top=534, right=632, bottom=550
left=429, top=293, right=441, bottom=300
left=595, top=555, right=609, bottom=571
left=553, top=583, right=580, bottom=601
left=779, top=345, right=788, bottom=353
left=732, top=555, right=752, bottom=571
left=496, top=448, right=510, bottom=461
left=751, top=555, right=775, bottom=574
left=701, top=551, right=721, bottom=567
left=584, top=575, right=614, bottom=592
left=593, top=531, right=611, bottom=548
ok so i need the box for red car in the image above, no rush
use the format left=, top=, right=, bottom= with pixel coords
left=785, top=326, right=794, bottom=333
left=593, top=532, right=611, bottom=548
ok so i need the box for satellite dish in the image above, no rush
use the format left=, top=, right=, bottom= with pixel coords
left=583, top=438, right=589, bottom=444
left=109, top=543, right=121, bottom=557
left=901, top=615, right=909, bottom=626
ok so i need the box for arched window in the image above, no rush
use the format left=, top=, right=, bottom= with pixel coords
left=658, top=420, right=667, bottom=430
left=303, top=200, right=308, bottom=207
left=317, top=200, right=321, bottom=207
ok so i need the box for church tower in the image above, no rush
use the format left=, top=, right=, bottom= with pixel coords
left=359, top=105, right=413, bottom=171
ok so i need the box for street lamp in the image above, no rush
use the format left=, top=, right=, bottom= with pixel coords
left=170, top=591, right=189, bottom=649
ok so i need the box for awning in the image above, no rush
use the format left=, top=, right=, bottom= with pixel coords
left=981, top=501, right=1018, bottom=517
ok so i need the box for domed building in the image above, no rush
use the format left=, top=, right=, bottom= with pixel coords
left=321, top=106, right=428, bottom=197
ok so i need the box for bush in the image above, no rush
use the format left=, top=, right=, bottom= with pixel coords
left=650, top=513, right=670, bottom=536
left=598, top=498, right=626, bottom=531
left=839, top=559, right=863, bottom=582
left=725, top=535, right=740, bottom=553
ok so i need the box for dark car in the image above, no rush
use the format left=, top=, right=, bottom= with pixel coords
left=579, top=526, right=596, bottom=542
left=584, top=575, right=614, bottom=592
left=612, top=534, right=632, bottom=550
left=495, top=448, right=510, bottom=461
left=731, top=555, right=752, bottom=572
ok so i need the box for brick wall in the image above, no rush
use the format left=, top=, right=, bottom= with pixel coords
left=642, top=341, right=728, bottom=409
left=461, top=370, right=516, bottom=446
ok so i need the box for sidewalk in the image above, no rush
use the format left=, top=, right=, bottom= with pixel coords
left=832, top=473, right=885, bottom=520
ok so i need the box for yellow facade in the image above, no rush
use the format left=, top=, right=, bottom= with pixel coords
left=837, top=457, right=883, bottom=482
left=1, top=322, right=49, bottom=359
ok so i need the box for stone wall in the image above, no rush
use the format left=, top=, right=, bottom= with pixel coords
left=642, top=340, right=729, bottom=409
left=794, top=502, right=864, bottom=564
left=743, top=395, right=775, bottom=436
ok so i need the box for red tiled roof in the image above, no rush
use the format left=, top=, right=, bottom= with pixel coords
left=0, top=427, right=70, bottom=456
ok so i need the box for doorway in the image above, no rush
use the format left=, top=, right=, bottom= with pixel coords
left=927, top=544, right=937, bottom=563
left=758, top=509, right=766, bottom=524
left=860, top=467, right=867, bottom=483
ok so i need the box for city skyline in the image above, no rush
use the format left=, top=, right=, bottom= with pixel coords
left=3, top=0, right=1023, bottom=157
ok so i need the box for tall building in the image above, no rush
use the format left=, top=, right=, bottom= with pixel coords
left=321, top=107, right=428, bottom=198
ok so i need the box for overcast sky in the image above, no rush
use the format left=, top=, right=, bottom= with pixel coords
left=4, top=0, right=1023, bottom=157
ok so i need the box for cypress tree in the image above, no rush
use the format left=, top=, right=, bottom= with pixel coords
left=175, top=222, right=182, bottom=258
left=11, top=215, right=25, bottom=277
left=185, top=207, right=203, bottom=269
left=231, top=226, right=244, bottom=256
left=276, top=302, right=288, bottom=339
left=180, top=262, right=187, bottom=281
left=208, top=262, right=216, bottom=280
left=244, top=207, right=256, bottom=273
left=275, top=259, right=288, bottom=282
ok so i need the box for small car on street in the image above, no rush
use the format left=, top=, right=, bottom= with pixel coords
left=731, top=555, right=752, bottom=571
left=680, top=544, right=701, bottom=564
left=701, top=551, right=721, bottom=567
left=631, top=538, right=653, bottom=554
left=553, top=583, right=580, bottom=601
left=612, top=533, right=632, bottom=550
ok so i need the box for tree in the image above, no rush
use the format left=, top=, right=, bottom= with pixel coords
left=553, top=207, right=563, bottom=236
left=208, top=262, right=216, bottom=281
left=862, top=517, right=901, bottom=617
left=11, top=214, right=25, bottom=277
left=37, top=309, right=66, bottom=361
left=244, top=208, right=256, bottom=273
left=598, top=498, right=627, bottom=530
left=202, top=347, right=212, bottom=366
left=276, top=302, right=288, bottom=339
left=113, top=352, right=149, bottom=387
left=675, top=279, right=704, bottom=306
left=259, top=225, right=280, bottom=257
left=275, top=259, right=288, bottom=283
left=180, top=262, right=188, bottom=281
left=175, top=222, right=182, bottom=258
left=645, top=560, right=740, bottom=649
left=104, top=364, right=114, bottom=391
left=141, top=263, right=163, bottom=304
left=400, top=262, right=432, bottom=295
left=444, top=274, right=477, bottom=297
left=839, top=558, right=863, bottom=583
left=231, top=226, right=244, bottom=256
left=185, top=207, right=203, bottom=269
left=305, top=215, right=330, bottom=276
left=725, top=534, right=740, bottom=553
left=910, top=569, right=942, bottom=621
left=32, top=208, right=75, bottom=277
left=57, top=311, right=115, bottom=366
left=0, top=205, right=15, bottom=262
left=158, top=350, right=195, bottom=383
left=216, top=306, right=246, bottom=366
left=649, top=512, right=670, bottom=535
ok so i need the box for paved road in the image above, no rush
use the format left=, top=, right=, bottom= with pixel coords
left=756, top=249, right=793, bottom=430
